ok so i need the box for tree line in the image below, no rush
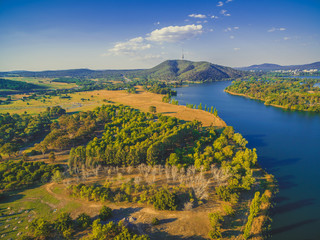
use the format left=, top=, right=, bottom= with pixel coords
left=226, top=77, right=320, bottom=112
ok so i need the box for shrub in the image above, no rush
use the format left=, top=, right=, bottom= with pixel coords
left=151, top=217, right=160, bottom=226
left=54, top=212, right=73, bottom=233
left=99, top=206, right=112, bottom=221
left=76, top=213, right=92, bottom=229
left=151, top=188, right=177, bottom=211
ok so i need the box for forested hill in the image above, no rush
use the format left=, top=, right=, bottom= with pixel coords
left=238, top=61, right=320, bottom=71
left=0, top=60, right=246, bottom=82
left=0, top=78, right=44, bottom=90
left=142, top=60, right=245, bottom=81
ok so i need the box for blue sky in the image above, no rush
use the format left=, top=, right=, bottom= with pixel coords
left=0, top=0, right=319, bottom=71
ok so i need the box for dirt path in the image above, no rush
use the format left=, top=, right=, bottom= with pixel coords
left=43, top=182, right=212, bottom=239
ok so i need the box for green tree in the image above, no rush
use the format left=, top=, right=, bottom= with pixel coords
left=152, top=188, right=177, bottom=210
left=76, top=213, right=92, bottom=229
left=49, top=151, right=56, bottom=163
left=213, top=108, right=218, bottom=117
left=149, top=106, right=157, bottom=113
left=0, top=143, right=18, bottom=156
left=55, top=212, right=73, bottom=233
left=99, top=206, right=112, bottom=221
left=30, top=217, right=51, bottom=238
left=22, top=153, right=29, bottom=162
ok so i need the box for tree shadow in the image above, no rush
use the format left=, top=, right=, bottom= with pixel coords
left=148, top=229, right=207, bottom=240
left=273, top=196, right=290, bottom=204
left=277, top=175, right=298, bottom=190
left=244, top=134, right=267, bottom=148
left=260, top=157, right=301, bottom=172
left=271, top=198, right=316, bottom=215
left=111, top=207, right=143, bottom=222
left=159, top=218, right=177, bottom=224
left=161, top=112, right=177, bottom=114
left=271, top=218, right=319, bottom=235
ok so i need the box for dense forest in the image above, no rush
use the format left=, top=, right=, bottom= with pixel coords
left=226, top=77, right=320, bottom=111
left=0, top=160, right=62, bottom=191
left=0, top=106, right=66, bottom=156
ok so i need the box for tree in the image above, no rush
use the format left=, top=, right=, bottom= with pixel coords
left=52, top=170, right=63, bottom=183
left=76, top=213, right=92, bottom=229
left=49, top=151, right=56, bottom=163
left=149, top=106, right=157, bottom=113
left=55, top=212, right=73, bottom=233
left=22, top=153, right=30, bottom=162
left=152, top=188, right=177, bottom=210
left=213, top=108, right=218, bottom=117
left=99, top=206, right=112, bottom=221
left=30, top=218, right=51, bottom=238
left=0, top=143, right=18, bottom=156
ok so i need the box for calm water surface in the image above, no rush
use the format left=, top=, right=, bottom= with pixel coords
left=174, top=81, right=320, bottom=240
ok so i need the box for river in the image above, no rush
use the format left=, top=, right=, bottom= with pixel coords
left=173, top=81, right=320, bottom=240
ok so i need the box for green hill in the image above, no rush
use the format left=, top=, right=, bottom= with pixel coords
left=0, top=78, right=44, bottom=90
left=143, top=60, right=246, bottom=81
left=0, top=60, right=246, bottom=82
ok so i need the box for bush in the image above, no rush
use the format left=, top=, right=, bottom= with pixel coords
left=99, top=206, right=112, bottom=221
left=54, top=212, right=73, bottom=233
left=30, top=217, right=52, bottom=238
left=76, top=213, right=92, bottom=229
left=151, top=217, right=160, bottom=226
left=151, top=188, right=177, bottom=211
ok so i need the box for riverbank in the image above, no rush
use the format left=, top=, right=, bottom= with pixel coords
left=224, top=89, right=292, bottom=111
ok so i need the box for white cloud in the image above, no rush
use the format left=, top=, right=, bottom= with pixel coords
left=154, top=21, right=160, bottom=25
left=146, top=24, right=203, bottom=43
left=203, top=20, right=208, bottom=23
left=108, top=37, right=151, bottom=55
left=226, top=0, right=233, bottom=3
left=225, top=26, right=239, bottom=32
left=220, top=10, right=231, bottom=16
left=217, top=1, right=224, bottom=7
left=189, top=14, right=207, bottom=19
left=133, top=54, right=164, bottom=61
left=283, top=37, right=290, bottom=40
left=230, top=35, right=235, bottom=39
left=268, top=27, right=286, bottom=32
left=211, top=15, right=219, bottom=19
left=234, top=48, right=240, bottom=51
left=209, top=29, right=214, bottom=32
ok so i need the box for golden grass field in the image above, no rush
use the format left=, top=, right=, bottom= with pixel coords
left=0, top=86, right=226, bottom=127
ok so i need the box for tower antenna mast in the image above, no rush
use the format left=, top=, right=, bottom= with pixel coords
left=182, top=48, right=185, bottom=60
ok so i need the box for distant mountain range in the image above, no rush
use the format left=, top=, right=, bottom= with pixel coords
left=238, top=61, right=320, bottom=71
left=0, top=60, right=246, bottom=82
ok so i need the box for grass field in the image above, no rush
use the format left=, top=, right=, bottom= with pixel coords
left=0, top=87, right=226, bottom=127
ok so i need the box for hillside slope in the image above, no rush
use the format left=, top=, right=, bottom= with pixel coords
left=0, top=60, right=246, bottom=82
left=238, top=61, right=320, bottom=71
left=144, top=60, right=245, bottom=81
